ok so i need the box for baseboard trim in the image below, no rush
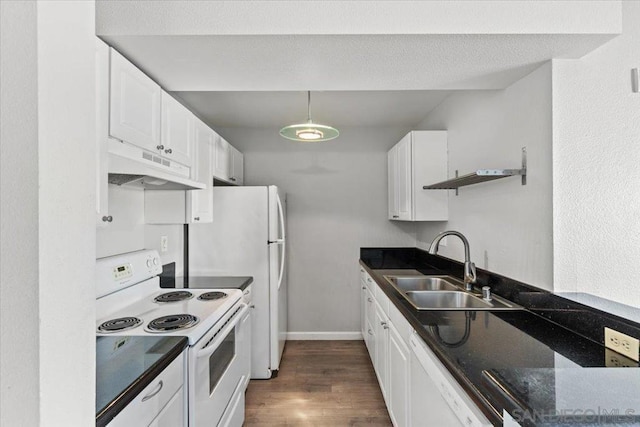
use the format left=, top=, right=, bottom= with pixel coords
left=287, top=332, right=364, bottom=340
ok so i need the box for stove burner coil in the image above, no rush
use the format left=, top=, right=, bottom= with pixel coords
left=146, top=314, right=199, bottom=332
left=197, top=291, right=228, bottom=301
left=154, top=291, right=193, bottom=303
left=97, top=317, right=142, bottom=333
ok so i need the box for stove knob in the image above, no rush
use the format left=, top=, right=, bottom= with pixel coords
left=153, top=258, right=159, bottom=266
left=146, top=259, right=152, bottom=268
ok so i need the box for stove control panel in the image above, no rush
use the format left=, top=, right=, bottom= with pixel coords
left=112, top=264, right=133, bottom=281
left=96, top=249, right=163, bottom=298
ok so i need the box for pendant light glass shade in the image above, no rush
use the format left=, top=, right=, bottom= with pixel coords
left=279, top=92, right=339, bottom=142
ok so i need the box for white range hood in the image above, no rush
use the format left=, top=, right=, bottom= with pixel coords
left=108, top=142, right=206, bottom=191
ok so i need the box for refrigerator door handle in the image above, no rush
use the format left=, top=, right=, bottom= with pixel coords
left=276, top=193, right=286, bottom=289
left=268, top=239, right=284, bottom=244
left=277, top=238, right=285, bottom=290
left=276, top=192, right=285, bottom=241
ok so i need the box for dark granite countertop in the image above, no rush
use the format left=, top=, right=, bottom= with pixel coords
left=161, top=275, right=253, bottom=290
left=360, top=247, right=640, bottom=426
left=96, top=335, right=188, bottom=427
left=483, top=368, right=640, bottom=426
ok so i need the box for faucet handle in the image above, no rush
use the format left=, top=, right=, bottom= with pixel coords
left=464, top=261, right=477, bottom=290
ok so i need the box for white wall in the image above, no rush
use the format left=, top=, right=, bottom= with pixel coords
left=0, top=1, right=99, bottom=424
left=0, top=2, right=40, bottom=425
left=414, top=63, right=554, bottom=290
left=97, top=185, right=185, bottom=273
left=225, top=127, right=418, bottom=335
left=551, top=1, right=640, bottom=307
left=37, top=2, right=97, bottom=424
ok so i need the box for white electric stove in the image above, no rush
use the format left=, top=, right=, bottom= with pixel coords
left=96, top=250, right=251, bottom=427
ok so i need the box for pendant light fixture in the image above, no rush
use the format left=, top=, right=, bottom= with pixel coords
left=279, top=91, right=339, bottom=142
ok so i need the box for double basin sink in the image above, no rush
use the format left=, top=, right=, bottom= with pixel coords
left=383, top=275, right=520, bottom=311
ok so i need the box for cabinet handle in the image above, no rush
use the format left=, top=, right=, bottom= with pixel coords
left=102, top=216, right=113, bottom=223
left=383, top=325, right=389, bottom=330
left=368, top=329, right=374, bottom=335
left=367, top=278, right=372, bottom=283
left=156, top=145, right=165, bottom=150
left=193, top=217, right=200, bottom=221
left=367, top=298, right=372, bottom=302
left=250, top=304, right=255, bottom=309
left=380, top=321, right=387, bottom=326
left=141, top=380, right=163, bottom=402
left=362, top=286, right=366, bottom=290
left=360, top=269, right=364, bottom=273
left=229, top=177, right=236, bottom=182
left=164, top=148, right=173, bottom=154
left=392, top=215, right=399, bottom=218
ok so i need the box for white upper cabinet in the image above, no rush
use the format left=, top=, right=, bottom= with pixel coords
left=212, top=136, right=244, bottom=185
left=161, top=92, right=194, bottom=167
left=213, top=135, right=231, bottom=181
left=230, top=145, right=244, bottom=185
left=109, top=48, right=161, bottom=152
left=388, top=131, right=448, bottom=221
left=187, top=119, right=214, bottom=223
left=96, top=39, right=111, bottom=227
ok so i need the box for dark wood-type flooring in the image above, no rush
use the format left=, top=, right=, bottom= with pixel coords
left=244, top=340, right=392, bottom=426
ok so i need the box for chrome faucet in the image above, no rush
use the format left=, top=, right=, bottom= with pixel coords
left=428, top=230, right=477, bottom=291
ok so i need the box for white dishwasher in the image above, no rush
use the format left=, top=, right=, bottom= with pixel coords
left=410, top=331, right=491, bottom=427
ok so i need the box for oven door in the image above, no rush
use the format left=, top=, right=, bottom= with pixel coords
left=188, top=302, right=249, bottom=427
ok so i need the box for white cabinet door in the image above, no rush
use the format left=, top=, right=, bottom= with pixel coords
left=96, top=39, right=111, bottom=227
left=109, top=48, right=161, bottom=152
left=161, top=92, right=193, bottom=167
left=374, top=301, right=389, bottom=401
left=396, top=134, right=412, bottom=220
left=108, top=352, right=185, bottom=427
left=147, top=387, right=185, bottom=427
left=388, top=323, right=410, bottom=427
left=388, top=131, right=448, bottom=221
left=360, top=268, right=368, bottom=341
left=213, top=135, right=231, bottom=181
left=388, top=146, right=399, bottom=219
left=187, top=119, right=214, bottom=223
left=365, top=288, right=376, bottom=360
left=230, top=145, right=244, bottom=185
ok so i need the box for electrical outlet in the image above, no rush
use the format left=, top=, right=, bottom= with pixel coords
left=604, top=327, right=639, bottom=362
left=160, top=235, right=168, bottom=252
left=605, top=348, right=638, bottom=368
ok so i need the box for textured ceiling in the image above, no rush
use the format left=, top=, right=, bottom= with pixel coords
left=97, top=1, right=620, bottom=136
left=174, top=90, right=451, bottom=130
left=105, top=34, right=616, bottom=92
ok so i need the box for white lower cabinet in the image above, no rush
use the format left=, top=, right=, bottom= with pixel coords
left=374, top=301, right=390, bottom=401
left=360, top=264, right=490, bottom=427
left=147, top=387, right=184, bottom=427
left=109, top=351, right=185, bottom=427
left=388, top=323, right=410, bottom=427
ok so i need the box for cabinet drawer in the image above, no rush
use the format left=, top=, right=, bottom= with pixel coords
left=388, top=301, right=413, bottom=347
left=109, top=352, right=185, bottom=427
left=363, top=271, right=375, bottom=293
left=374, top=283, right=390, bottom=316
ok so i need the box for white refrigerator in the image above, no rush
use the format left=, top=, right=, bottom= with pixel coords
left=189, top=185, right=287, bottom=379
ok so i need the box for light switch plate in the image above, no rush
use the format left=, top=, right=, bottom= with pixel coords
left=604, top=327, right=639, bottom=362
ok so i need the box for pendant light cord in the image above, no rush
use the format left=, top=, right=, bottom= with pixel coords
left=307, top=91, right=312, bottom=122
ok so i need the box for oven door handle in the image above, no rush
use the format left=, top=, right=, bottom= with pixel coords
left=196, top=303, right=249, bottom=359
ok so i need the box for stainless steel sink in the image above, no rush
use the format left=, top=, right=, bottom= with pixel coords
left=380, top=272, right=521, bottom=311
left=404, top=290, right=520, bottom=311
left=384, top=275, right=461, bottom=292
